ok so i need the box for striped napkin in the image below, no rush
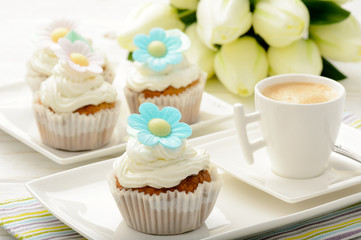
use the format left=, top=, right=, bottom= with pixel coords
left=0, top=197, right=84, bottom=239
left=343, top=112, right=361, bottom=129
left=244, top=201, right=361, bottom=240
left=0, top=112, right=361, bottom=240
left=2, top=196, right=361, bottom=239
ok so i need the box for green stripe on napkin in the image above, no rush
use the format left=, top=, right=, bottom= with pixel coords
left=243, top=202, right=361, bottom=240
left=0, top=197, right=85, bottom=239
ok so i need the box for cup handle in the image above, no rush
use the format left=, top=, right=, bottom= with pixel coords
left=233, top=103, right=266, bottom=165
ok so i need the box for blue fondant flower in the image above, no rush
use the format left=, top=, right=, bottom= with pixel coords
left=127, top=103, right=192, bottom=148
left=132, top=28, right=189, bottom=72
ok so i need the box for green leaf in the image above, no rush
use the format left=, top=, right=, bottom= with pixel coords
left=127, top=52, right=134, bottom=62
left=302, top=0, right=350, bottom=25
left=250, top=0, right=259, bottom=12
left=244, top=27, right=269, bottom=50
left=321, top=57, right=346, bottom=81
left=177, top=9, right=197, bottom=27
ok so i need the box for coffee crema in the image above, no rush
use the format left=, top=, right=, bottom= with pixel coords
left=261, top=82, right=338, bottom=104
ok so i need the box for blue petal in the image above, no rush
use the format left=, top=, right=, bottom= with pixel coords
left=148, top=58, right=168, bottom=71
left=137, top=131, right=159, bottom=146
left=165, top=52, right=183, bottom=65
left=139, top=102, right=160, bottom=121
left=165, top=29, right=191, bottom=52
left=133, top=34, right=150, bottom=49
left=133, top=49, right=152, bottom=63
left=164, top=36, right=182, bottom=51
left=127, top=114, right=148, bottom=131
left=159, top=135, right=182, bottom=148
left=159, top=107, right=181, bottom=125
left=170, top=122, right=192, bottom=138
left=149, top=28, right=166, bottom=41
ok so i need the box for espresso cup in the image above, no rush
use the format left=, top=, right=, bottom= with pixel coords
left=234, top=74, right=345, bottom=179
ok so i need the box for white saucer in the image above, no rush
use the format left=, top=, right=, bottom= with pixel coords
left=194, top=123, right=361, bottom=203
left=0, top=82, right=232, bottom=165
left=26, top=131, right=361, bottom=239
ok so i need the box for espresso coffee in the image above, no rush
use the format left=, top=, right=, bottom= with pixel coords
left=262, top=82, right=338, bottom=104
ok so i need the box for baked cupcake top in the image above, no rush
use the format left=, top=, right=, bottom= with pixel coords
left=113, top=103, right=210, bottom=189
left=39, top=37, right=117, bottom=113
left=126, top=28, right=201, bottom=92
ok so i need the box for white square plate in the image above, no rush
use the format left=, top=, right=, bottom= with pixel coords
left=197, top=123, right=361, bottom=203
left=26, top=133, right=361, bottom=240
left=0, top=82, right=232, bottom=165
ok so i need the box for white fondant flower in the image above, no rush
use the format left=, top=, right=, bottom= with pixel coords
left=54, top=38, right=104, bottom=73
left=38, top=19, right=78, bottom=50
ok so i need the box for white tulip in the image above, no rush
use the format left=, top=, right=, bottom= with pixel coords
left=267, top=39, right=323, bottom=76
left=253, top=0, right=309, bottom=48
left=185, top=23, right=216, bottom=78
left=117, top=2, right=185, bottom=51
left=310, top=15, right=361, bottom=62
left=170, top=0, right=198, bottom=10
left=214, top=36, right=268, bottom=97
left=196, top=0, right=252, bottom=49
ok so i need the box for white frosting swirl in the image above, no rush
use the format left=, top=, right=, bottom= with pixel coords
left=28, top=48, right=58, bottom=76
left=127, top=56, right=200, bottom=92
left=39, top=60, right=117, bottom=113
left=114, top=137, right=210, bottom=189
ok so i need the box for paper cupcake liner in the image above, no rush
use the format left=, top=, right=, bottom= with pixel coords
left=124, top=72, right=206, bottom=124
left=108, top=166, right=221, bottom=235
left=33, top=97, right=121, bottom=151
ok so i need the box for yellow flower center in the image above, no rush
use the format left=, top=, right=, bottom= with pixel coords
left=51, top=28, right=69, bottom=43
left=70, top=53, right=89, bottom=66
left=147, top=41, right=167, bottom=57
left=148, top=118, right=171, bottom=137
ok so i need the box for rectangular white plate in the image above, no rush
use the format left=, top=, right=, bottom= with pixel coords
left=195, top=123, right=361, bottom=203
left=0, top=82, right=232, bottom=165
left=26, top=133, right=361, bottom=240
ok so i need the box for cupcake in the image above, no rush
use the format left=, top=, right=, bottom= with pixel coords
left=33, top=37, right=120, bottom=151
left=26, top=19, right=115, bottom=91
left=123, top=28, right=207, bottom=124
left=108, top=102, right=221, bottom=235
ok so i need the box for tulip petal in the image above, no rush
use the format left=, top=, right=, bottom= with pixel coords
left=169, top=0, right=198, bottom=10
left=214, top=36, right=268, bottom=97
left=197, top=0, right=252, bottom=48
left=267, top=39, right=322, bottom=76
left=253, top=0, right=309, bottom=47
left=310, top=15, right=361, bottom=62
left=185, top=23, right=216, bottom=78
left=117, top=2, right=185, bottom=51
